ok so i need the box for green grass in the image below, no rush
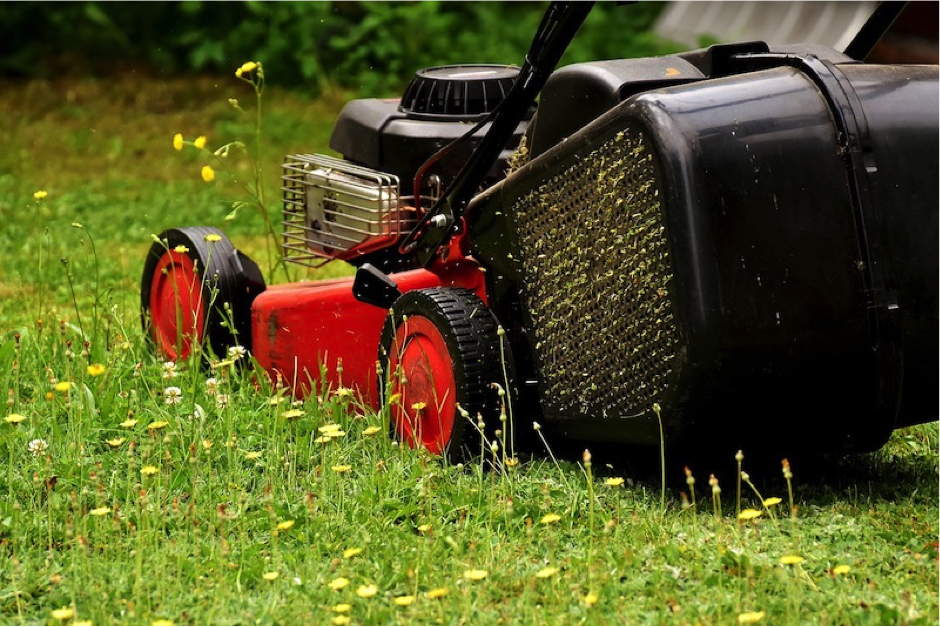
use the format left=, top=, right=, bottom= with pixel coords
left=0, top=73, right=938, bottom=626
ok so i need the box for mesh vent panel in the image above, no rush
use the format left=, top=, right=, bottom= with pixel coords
left=512, top=128, right=678, bottom=418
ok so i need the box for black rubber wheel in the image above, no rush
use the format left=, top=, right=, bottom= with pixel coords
left=140, top=226, right=265, bottom=362
left=379, top=288, right=505, bottom=461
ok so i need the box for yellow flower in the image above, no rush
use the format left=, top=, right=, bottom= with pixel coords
left=147, top=420, right=169, bottom=431
left=201, top=165, right=215, bottom=183
left=314, top=436, right=332, bottom=444
left=584, top=592, right=599, bottom=606
left=540, top=513, right=561, bottom=524
left=343, top=547, right=362, bottom=559
left=245, top=451, right=262, bottom=461
left=332, top=604, right=351, bottom=613
left=535, top=566, right=559, bottom=579
left=51, top=607, right=75, bottom=621
left=417, top=524, right=431, bottom=534
left=463, top=569, right=488, bottom=581
left=833, top=564, right=851, bottom=575
left=779, top=555, right=804, bottom=565
left=193, top=136, right=207, bottom=149
left=604, top=477, right=625, bottom=487
left=173, top=133, right=184, bottom=151
left=411, top=401, right=427, bottom=412
left=737, top=610, right=766, bottom=624
left=151, top=620, right=174, bottom=626
left=4, top=413, right=26, bottom=425
left=106, top=437, right=126, bottom=448
left=762, top=497, right=782, bottom=507
left=34, top=190, right=49, bottom=200
left=331, top=616, right=350, bottom=626
left=328, top=577, right=350, bottom=591
left=394, top=595, right=415, bottom=606
left=282, top=409, right=304, bottom=421
left=55, top=381, right=73, bottom=392
left=319, top=423, right=342, bottom=433
left=331, top=464, right=352, bottom=474
left=262, top=571, right=279, bottom=581
left=90, top=506, right=111, bottom=517
left=427, top=587, right=449, bottom=599
left=356, top=584, right=378, bottom=598
left=276, top=520, right=295, bottom=532
left=738, top=508, right=763, bottom=521
left=86, top=363, right=106, bottom=377
left=202, top=440, right=213, bottom=450
left=363, top=425, right=381, bottom=436
left=204, top=233, right=222, bottom=243
left=141, top=465, right=159, bottom=477
left=236, top=61, right=258, bottom=77
left=120, top=418, right=138, bottom=428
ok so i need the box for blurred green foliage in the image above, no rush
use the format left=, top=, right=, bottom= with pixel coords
left=1, top=1, right=682, bottom=96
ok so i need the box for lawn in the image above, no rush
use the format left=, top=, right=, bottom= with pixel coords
left=0, top=71, right=937, bottom=626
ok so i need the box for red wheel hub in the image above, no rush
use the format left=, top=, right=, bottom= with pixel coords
left=149, top=251, right=205, bottom=361
left=388, top=316, right=457, bottom=454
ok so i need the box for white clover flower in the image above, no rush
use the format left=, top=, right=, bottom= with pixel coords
left=164, top=386, right=182, bottom=405
left=162, top=361, right=178, bottom=379
left=205, top=377, right=219, bottom=396
left=216, top=394, right=230, bottom=409
left=227, top=345, right=246, bottom=361
left=28, top=438, right=49, bottom=456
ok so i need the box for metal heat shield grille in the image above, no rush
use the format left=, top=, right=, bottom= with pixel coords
left=512, top=128, right=678, bottom=420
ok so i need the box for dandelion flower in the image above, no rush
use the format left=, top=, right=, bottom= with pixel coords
left=762, top=497, right=782, bottom=507
left=363, top=425, right=381, bottom=436
left=427, top=587, right=449, bottom=599
left=147, top=420, right=169, bottom=432
left=332, top=604, right=351, bottom=613
left=164, top=386, right=182, bottom=405
left=357, top=584, right=378, bottom=598
left=51, top=607, right=75, bottom=621
left=34, top=190, right=49, bottom=200
left=86, top=363, right=106, bottom=377
left=584, top=592, right=599, bottom=606
left=331, top=464, right=352, bottom=474
left=4, top=413, right=26, bottom=425
left=28, top=439, right=48, bottom=456
left=463, top=569, right=488, bottom=581
left=55, top=381, right=73, bottom=392
left=245, top=451, right=262, bottom=461
left=173, top=133, right=184, bottom=151
left=833, top=564, right=851, bottom=575
left=194, top=135, right=207, bottom=149
left=282, top=409, right=304, bottom=421
left=738, top=508, right=762, bottom=521
left=394, top=595, right=415, bottom=606
left=106, top=437, right=126, bottom=448
left=328, top=577, right=349, bottom=591
left=779, top=555, right=804, bottom=565
left=228, top=345, right=246, bottom=360
left=201, top=165, right=215, bottom=183
left=141, top=465, right=159, bottom=477
left=276, top=520, right=295, bottom=531
left=343, top=547, right=362, bottom=559
left=535, top=566, right=559, bottom=579
left=604, top=477, right=625, bottom=487
left=263, top=571, right=279, bottom=581
left=90, top=506, right=110, bottom=517
left=331, top=616, right=350, bottom=626
left=120, top=418, right=138, bottom=428
left=737, top=610, right=765, bottom=624
left=540, top=513, right=561, bottom=525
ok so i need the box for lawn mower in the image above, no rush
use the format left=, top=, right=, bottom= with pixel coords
left=142, top=2, right=938, bottom=460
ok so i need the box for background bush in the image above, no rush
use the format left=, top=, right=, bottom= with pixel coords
left=1, top=1, right=679, bottom=95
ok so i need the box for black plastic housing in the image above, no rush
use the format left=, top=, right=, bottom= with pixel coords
left=468, top=51, right=938, bottom=453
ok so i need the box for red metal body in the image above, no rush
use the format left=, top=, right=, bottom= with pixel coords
left=251, top=249, right=487, bottom=405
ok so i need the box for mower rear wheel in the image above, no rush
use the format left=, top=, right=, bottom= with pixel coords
left=141, top=226, right=264, bottom=362
left=379, top=288, right=503, bottom=460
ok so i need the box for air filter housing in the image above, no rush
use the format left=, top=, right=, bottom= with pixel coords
left=468, top=53, right=938, bottom=453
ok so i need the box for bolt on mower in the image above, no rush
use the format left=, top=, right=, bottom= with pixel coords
left=142, top=2, right=938, bottom=461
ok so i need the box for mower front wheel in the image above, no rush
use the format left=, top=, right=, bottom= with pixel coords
left=379, top=288, right=504, bottom=461
left=141, top=226, right=264, bottom=363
